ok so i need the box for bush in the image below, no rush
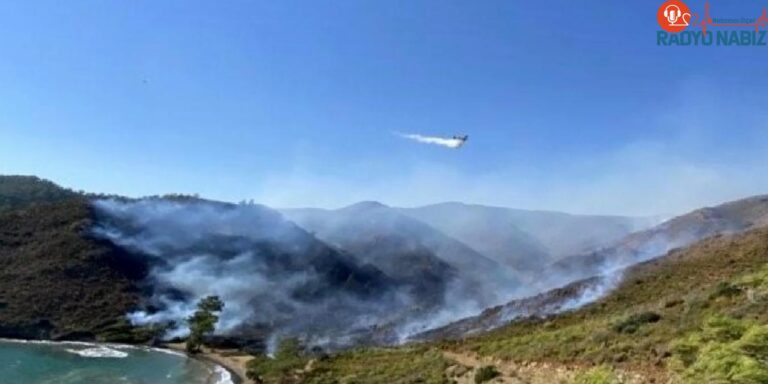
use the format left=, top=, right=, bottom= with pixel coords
left=474, top=365, right=500, bottom=383
left=702, top=315, right=748, bottom=342
left=246, top=338, right=306, bottom=383
left=736, top=325, right=768, bottom=361
left=300, top=347, right=450, bottom=384
left=670, top=316, right=768, bottom=383
left=275, top=337, right=302, bottom=360
left=573, top=365, right=618, bottom=384
left=710, top=282, right=742, bottom=299
left=684, top=343, right=768, bottom=384
left=613, top=312, right=661, bottom=334
left=670, top=336, right=701, bottom=367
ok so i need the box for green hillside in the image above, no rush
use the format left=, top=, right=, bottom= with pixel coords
left=0, top=199, right=150, bottom=341
left=249, top=226, right=768, bottom=384
left=0, top=175, right=78, bottom=212
left=3, top=175, right=768, bottom=383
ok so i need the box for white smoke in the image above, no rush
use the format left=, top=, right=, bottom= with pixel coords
left=90, top=194, right=746, bottom=350
left=90, top=198, right=485, bottom=350
left=396, top=133, right=465, bottom=149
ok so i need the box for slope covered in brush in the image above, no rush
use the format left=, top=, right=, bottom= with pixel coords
left=283, top=202, right=519, bottom=308
left=265, top=222, right=768, bottom=383
left=0, top=199, right=148, bottom=341
left=550, top=194, right=768, bottom=285
left=403, top=202, right=651, bottom=269
left=0, top=175, right=78, bottom=213
left=450, top=224, right=768, bottom=382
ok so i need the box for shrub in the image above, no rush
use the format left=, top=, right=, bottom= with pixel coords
left=670, top=336, right=701, bottom=367
left=710, top=281, right=742, bottom=299
left=474, top=365, right=500, bottom=383
left=573, top=365, right=618, bottom=384
left=246, top=338, right=306, bottom=383
left=613, top=312, right=661, bottom=334
left=684, top=343, right=768, bottom=384
left=300, top=347, right=450, bottom=384
left=702, top=315, right=748, bottom=342
left=670, top=316, right=768, bottom=384
left=736, top=325, right=768, bottom=361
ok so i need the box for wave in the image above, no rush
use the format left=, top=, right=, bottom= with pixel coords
left=149, top=346, right=188, bottom=358
left=65, top=346, right=130, bottom=358
left=212, top=365, right=234, bottom=384
left=0, top=338, right=134, bottom=349
left=150, top=347, right=234, bottom=384
left=0, top=338, right=234, bottom=384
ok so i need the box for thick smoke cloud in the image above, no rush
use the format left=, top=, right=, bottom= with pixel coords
left=90, top=195, right=747, bottom=350
left=91, top=198, right=513, bottom=350
left=92, top=199, right=422, bottom=347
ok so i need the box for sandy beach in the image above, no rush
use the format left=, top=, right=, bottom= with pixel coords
left=164, top=343, right=254, bottom=384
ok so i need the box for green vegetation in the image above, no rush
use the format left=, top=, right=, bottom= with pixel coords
left=287, top=227, right=768, bottom=383
left=246, top=338, right=307, bottom=383
left=247, top=345, right=451, bottom=384
left=96, top=318, right=170, bottom=343
left=669, top=318, right=768, bottom=383
left=573, top=366, right=618, bottom=384
left=666, top=265, right=768, bottom=383
left=0, top=175, right=78, bottom=212
left=451, top=228, right=768, bottom=380
left=304, top=347, right=450, bottom=384
left=186, top=296, right=224, bottom=353
left=3, top=175, right=768, bottom=383
left=612, top=311, right=661, bottom=334
left=0, top=199, right=147, bottom=340
left=474, top=365, right=499, bottom=383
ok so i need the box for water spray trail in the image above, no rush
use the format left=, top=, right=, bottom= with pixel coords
left=396, top=133, right=465, bottom=148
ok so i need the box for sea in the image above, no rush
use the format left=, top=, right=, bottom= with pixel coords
left=0, top=339, right=234, bottom=384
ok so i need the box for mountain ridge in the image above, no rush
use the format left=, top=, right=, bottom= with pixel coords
left=5, top=175, right=768, bottom=383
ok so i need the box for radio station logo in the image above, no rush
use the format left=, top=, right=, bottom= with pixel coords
left=657, top=0, right=768, bottom=46
left=658, top=0, right=691, bottom=33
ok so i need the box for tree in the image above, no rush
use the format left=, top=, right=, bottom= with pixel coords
left=186, top=295, right=224, bottom=353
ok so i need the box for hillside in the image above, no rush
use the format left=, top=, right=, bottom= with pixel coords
left=5, top=175, right=768, bottom=383
left=402, top=202, right=651, bottom=271
left=400, top=203, right=551, bottom=271
left=0, top=178, right=419, bottom=346
left=551, top=194, right=768, bottom=284
left=0, top=199, right=148, bottom=341
left=249, top=221, right=768, bottom=383
left=0, top=177, right=522, bottom=350
left=0, top=175, right=78, bottom=212
left=90, top=198, right=424, bottom=347
left=414, top=194, right=768, bottom=346
left=282, top=202, right=519, bottom=307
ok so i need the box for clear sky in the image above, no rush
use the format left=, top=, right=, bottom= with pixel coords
left=1, top=0, right=767, bottom=215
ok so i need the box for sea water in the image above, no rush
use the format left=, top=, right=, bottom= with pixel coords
left=0, top=340, right=233, bottom=384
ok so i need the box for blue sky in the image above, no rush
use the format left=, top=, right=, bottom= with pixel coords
left=1, top=0, right=767, bottom=215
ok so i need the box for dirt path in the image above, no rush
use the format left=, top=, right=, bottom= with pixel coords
left=164, top=343, right=254, bottom=384
left=442, top=350, right=650, bottom=384
left=443, top=350, right=575, bottom=384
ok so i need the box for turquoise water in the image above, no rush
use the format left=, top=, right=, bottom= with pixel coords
left=0, top=340, right=232, bottom=384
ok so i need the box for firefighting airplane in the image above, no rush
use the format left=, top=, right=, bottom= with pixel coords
left=450, top=135, right=468, bottom=148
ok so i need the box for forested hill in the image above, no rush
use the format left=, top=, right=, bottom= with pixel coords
left=0, top=175, right=78, bottom=212
left=249, top=222, right=768, bottom=383
left=0, top=199, right=148, bottom=341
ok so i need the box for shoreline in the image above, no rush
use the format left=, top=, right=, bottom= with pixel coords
left=0, top=337, right=250, bottom=384
left=163, top=342, right=253, bottom=384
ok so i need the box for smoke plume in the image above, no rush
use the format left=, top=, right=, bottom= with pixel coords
left=90, top=198, right=514, bottom=351
left=89, top=194, right=753, bottom=350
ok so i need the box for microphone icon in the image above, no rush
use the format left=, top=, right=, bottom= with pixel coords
left=664, top=5, right=681, bottom=24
